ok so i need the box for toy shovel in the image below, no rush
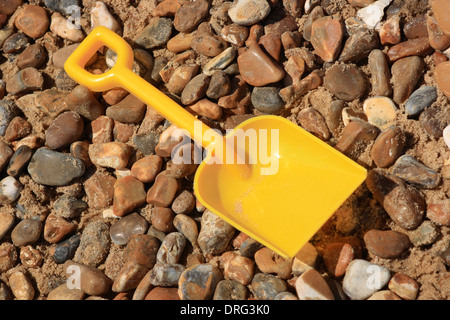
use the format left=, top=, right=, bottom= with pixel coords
left=65, top=26, right=367, bottom=258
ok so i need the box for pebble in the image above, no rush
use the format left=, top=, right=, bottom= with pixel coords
left=357, top=0, right=391, bottom=29
left=292, top=242, right=318, bottom=276
left=157, top=232, right=186, bottom=264
left=239, top=237, right=264, bottom=258
left=367, top=290, right=401, bottom=300
left=167, top=32, right=195, bottom=53
left=334, top=120, right=379, bottom=156
left=3, top=33, right=29, bottom=54
left=0, top=213, right=14, bottom=241
left=297, top=107, right=331, bottom=141
left=218, top=75, right=251, bottom=114
left=284, top=54, right=305, bottom=85
left=9, top=271, right=35, bottom=300
left=342, top=259, right=391, bottom=300
left=151, top=206, right=175, bottom=233
left=370, top=126, right=405, bottom=168
left=73, top=220, right=110, bottom=267
left=50, top=12, right=85, bottom=42
left=52, top=44, right=97, bottom=70
left=295, top=268, right=335, bottom=300
left=251, top=87, right=285, bottom=115
left=43, top=213, right=76, bottom=244
left=45, top=111, right=84, bottom=150
left=392, top=155, right=440, bottom=189
left=213, top=279, right=248, bottom=300
left=106, top=94, right=146, bottom=124
left=379, top=15, right=401, bottom=45
left=221, top=24, right=249, bottom=47
left=342, top=107, right=367, bottom=126
left=17, top=43, right=47, bottom=70
left=51, top=233, right=80, bottom=264
left=250, top=273, right=287, bottom=300
left=28, top=148, right=85, bottom=186
left=420, top=107, right=446, bottom=140
left=109, top=212, right=148, bottom=245
left=103, top=88, right=128, bottom=106
left=123, top=234, right=159, bottom=269
left=433, top=51, right=449, bottom=66
left=388, top=272, right=419, bottom=300
left=90, top=1, right=122, bottom=35
left=323, top=242, right=355, bottom=277
left=166, top=64, right=199, bottom=95
left=198, top=210, right=236, bottom=255
left=339, top=27, right=379, bottom=63
left=178, top=263, right=223, bottom=300
left=403, top=14, right=428, bottom=39
left=64, top=260, right=111, bottom=296
left=405, top=86, right=437, bottom=117
left=0, top=0, right=22, bottom=15
left=259, top=34, right=282, bottom=61
left=0, top=101, right=19, bottom=136
left=173, top=214, right=198, bottom=246
left=44, top=0, right=80, bottom=15
left=131, top=155, right=162, bottom=183
left=363, top=97, right=397, bottom=130
left=133, top=132, right=160, bottom=155
left=364, top=229, right=410, bottom=259
left=311, top=16, right=344, bottom=62
left=409, top=220, right=439, bottom=247
left=112, top=261, right=149, bottom=292
left=136, top=17, right=172, bottom=50
left=427, top=15, right=450, bottom=51
left=434, top=61, right=450, bottom=98
left=387, top=37, right=433, bottom=62
left=150, top=262, right=186, bottom=287
left=153, top=0, right=180, bottom=17
left=146, top=171, right=180, bottom=207
left=47, top=283, right=84, bottom=300
left=0, top=242, right=18, bottom=273
left=391, top=56, right=424, bottom=104
left=303, top=6, right=324, bottom=42
left=432, top=0, right=450, bottom=38
left=90, top=116, right=113, bottom=144
left=88, top=142, right=132, bottom=170
left=228, top=0, right=271, bottom=26
left=155, top=125, right=183, bottom=157
left=0, top=28, right=13, bottom=49
left=6, top=67, right=44, bottom=95
left=186, top=98, right=223, bottom=120
left=15, top=4, right=49, bottom=39
left=11, top=219, right=42, bottom=247
left=192, top=33, right=228, bottom=58
left=366, top=169, right=426, bottom=230
left=0, top=176, right=22, bottom=204
left=221, top=251, right=255, bottom=285
left=174, top=0, right=209, bottom=33
left=427, top=201, right=450, bottom=227
left=181, top=74, right=210, bottom=105
left=171, top=190, right=195, bottom=215
left=113, top=176, right=147, bottom=217
left=146, top=287, right=179, bottom=300
left=237, top=44, right=285, bottom=86
left=254, top=247, right=293, bottom=279
left=324, top=64, right=366, bottom=102
left=84, top=170, right=116, bottom=209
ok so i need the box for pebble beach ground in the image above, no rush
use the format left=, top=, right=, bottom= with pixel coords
left=0, top=0, right=449, bottom=301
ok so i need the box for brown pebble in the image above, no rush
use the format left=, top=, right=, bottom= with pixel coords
left=323, top=242, right=355, bottom=277
left=388, top=272, right=419, bottom=300
left=64, top=260, right=111, bottom=296
left=131, top=155, right=163, bottom=183
left=45, top=111, right=84, bottom=150
left=311, top=16, right=344, bottom=63
left=84, top=170, right=116, bottom=209
left=370, top=126, right=405, bottom=168
left=280, top=69, right=324, bottom=104
left=254, top=247, right=293, bottom=279
left=427, top=201, right=450, bottom=227
left=434, top=61, right=450, bottom=98
left=89, top=142, right=132, bottom=170
left=4, top=116, right=31, bottom=142
left=103, top=88, right=129, bottom=106
left=47, top=283, right=85, bottom=300
left=173, top=214, right=198, bottom=246
left=167, top=32, right=195, bottom=53
left=90, top=115, right=114, bottom=144
left=0, top=0, right=22, bottom=15
left=379, top=15, right=401, bottom=45
left=174, top=0, right=209, bottom=33
left=297, top=107, right=331, bottom=141
left=427, top=15, right=450, bottom=51
left=403, top=14, right=428, bottom=39
left=387, top=37, right=433, bottom=62
left=284, top=54, right=305, bottom=85
left=0, top=242, right=18, bottom=272
left=11, top=219, right=42, bottom=247
left=0, top=213, right=15, bottom=241
left=166, top=64, right=199, bottom=95
left=151, top=207, right=176, bottom=233
left=146, top=287, right=180, bottom=300
left=368, top=49, right=392, bottom=97
left=113, top=175, right=147, bottom=217
left=106, top=94, right=146, bottom=124
left=186, top=98, right=223, bottom=120
left=123, top=234, right=159, bottom=269
left=259, top=34, right=282, bottom=61
left=171, top=190, right=195, bottom=215
left=334, top=120, right=379, bottom=155
left=391, top=56, right=424, bottom=104
left=364, top=229, right=411, bottom=259
left=17, top=43, right=47, bottom=70
left=6, top=67, right=44, bottom=95
left=206, top=70, right=231, bottom=100
left=43, top=213, right=76, bottom=244
left=324, top=64, right=366, bottom=102
left=14, top=5, right=49, bottom=39
left=146, top=171, right=180, bottom=207
left=221, top=251, right=254, bottom=285
left=191, top=33, right=228, bottom=57
left=221, top=24, right=249, bottom=47
left=218, top=75, right=251, bottom=114
left=9, top=271, right=35, bottom=300
left=64, top=85, right=105, bottom=121
left=181, top=74, right=211, bottom=105
left=19, top=245, right=43, bottom=268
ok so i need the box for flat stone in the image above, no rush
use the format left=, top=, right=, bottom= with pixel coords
left=15, top=5, right=49, bottom=39
left=45, top=111, right=84, bottom=150
left=178, top=263, right=223, bottom=300
left=150, top=262, right=186, bottom=287
left=84, top=170, right=116, bottom=209
left=186, top=98, right=223, bottom=120
left=11, top=219, right=42, bottom=247
left=198, top=210, right=235, bottom=255
left=50, top=12, right=84, bottom=42
left=88, top=142, right=133, bottom=170
left=392, top=155, right=440, bottom=189
left=370, top=126, right=405, bottom=168
left=295, top=269, right=334, bottom=300
left=403, top=14, right=428, bottom=39
left=213, top=279, right=248, bottom=300
left=17, top=43, right=47, bottom=70
left=43, top=213, right=76, bottom=244
left=405, top=86, right=437, bottom=117
left=181, top=74, right=210, bottom=105
left=387, top=37, right=433, bottom=62
left=297, top=107, right=331, bottom=141
left=64, top=85, right=104, bottom=121
left=434, top=61, right=450, bottom=98
left=324, top=64, right=366, bottom=101
left=228, top=0, right=271, bottom=26
left=106, top=94, right=146, bottom=124
left=6, top=68, right=44, bottom=95
left=391, top=56, right=424, bottom=104
left=237, top=44, right=285, bottom=86
left=432, top=0, right=450, bottom=38
left=251, top=87, right=284, bottom=114
left=311, top=16, right=344, bottom=62
left=166, top=64, right=199, bottom=95
left=110, top=212, right=149, bottom=246
left=174, top=0, right=209, bottom=33
left=363, top=97, right=397, bottom=130
left=342, top=259, right=391, bottom=300
left=136, top=17, right=172, bottom=49
left=64, top=260, right=111, bottom=296
left=173, top=214, right=198, bottom=246
left=364, top=229, right=410, bottom=259
left=113, top=176, right=147, bottom=217
left=90, top=1, right=122, bottom=35
left=73, top=220, right=110, bottom=267
left=388, top=273, right=419, bottom=300
left=339, top=27, right=379, bottom=63
left=51, top=233, right=80, bottom=264
left=250, top=273, right=287, bottom=300
left=427, top=201, right=450, bottom=227
left=27, top=148, right=85, bottom=186
left=123, top=234, right=159, bottom=269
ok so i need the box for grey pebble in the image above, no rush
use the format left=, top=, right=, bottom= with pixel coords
left=133, top=132, right=160, bottom=155
left=51, top=233, right=81, bottom=264
left=54, top=194, right=88, bottom=219
left=150, top=262, right=186, bottom=287
left=251, top=87, right=285, bottom=115
left=0, top=101, right=19, bottom=136
left=135, top=17, right=173, bottom=50
left=250, top=273, right=287, bottom=300
left=156, top=232, right=186, bottom=264
left=409, top=221, right=439, bottom=247
left=109, top=212, right=149, bottom=246
left=73, top=220, right=110, bottom=267
left=392, top=155, right=440, bottom=189
left=405, top=86, right=437, bottom=117
left=213, top=279, right=248, bottom=300
left=11, top=219, right=42, bottom=247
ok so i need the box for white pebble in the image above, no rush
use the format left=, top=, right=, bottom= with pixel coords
left=0, top=176, right=22, bottom=204
left=90, top=1, right=122, bottom=35
left=50, top=12, right=85, bottom=42
left=357, top=0, right=393, bottom=29
left=443, top=125, right=450, bottom=149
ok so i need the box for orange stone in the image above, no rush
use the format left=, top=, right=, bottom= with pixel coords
left=310, top=16, right=344, bottom=62
left=433, top=0, right=450, bottom=38
left=434, top=61, right=450, bottom=97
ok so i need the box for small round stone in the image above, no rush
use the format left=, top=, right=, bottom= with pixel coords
left=295, top=268, right=334, bottom=300
left=251, top=87, right=285, bottom=114
left=14, top=5, right=49, bottom=39
left=9, top=271, right=35, bottom=300
left=178, top=263, right=223, bottom=300
left=0, top=176, right=22, bottom=204
left=123, top=234, right=159, bottom=269
left=157, top=232, right=186, bottom=264
left=19, top=245, right=43, bottom=268
left=51, top=233, right=81, bottom=264
left=250, top=273, right=287, bottom=300
left=228, top=0, right=271, bottom=26
left=73, top=220, right=110, bottom=267
left=364, top=229, right=411, bottom=259
left=0, top=242, right=18, bottom=272
left=198, top=210, right=236, bottom=255
left=254, top=247, right=292, bottom=279
left=45, top=111, right=84, bottom=150
left=10, top=219, right=42, bottom=247
left=171, top=190, right=195, bottom=215
left=213, top=279, right=248, bottom=300
left=324, top=64, right=367, bottom=101
left=110, top=213, right=149, bottom=246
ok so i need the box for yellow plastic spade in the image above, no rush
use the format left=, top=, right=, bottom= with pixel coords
left=65, top=26, right=367, bottom=258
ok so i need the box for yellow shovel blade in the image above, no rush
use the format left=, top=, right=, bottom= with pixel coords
left=194, top=115, right=367, bottom=258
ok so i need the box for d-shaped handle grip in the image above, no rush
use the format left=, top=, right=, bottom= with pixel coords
left=64, top=26, right=134, bottom=92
